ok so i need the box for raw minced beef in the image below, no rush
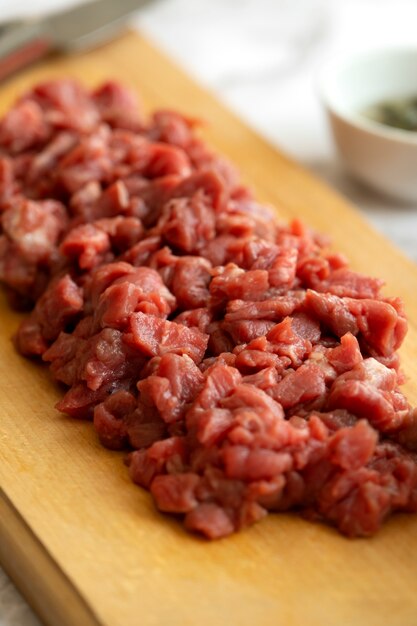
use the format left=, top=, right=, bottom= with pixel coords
left=1, top=79, right=416, bottom=539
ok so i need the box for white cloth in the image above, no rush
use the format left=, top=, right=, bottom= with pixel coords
left=1, top=1, right=416, bottom=624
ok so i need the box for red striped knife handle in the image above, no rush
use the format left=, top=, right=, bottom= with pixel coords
left=0, top=21, right=51, bottom=82
left=0, top=38, right=51, bottom=82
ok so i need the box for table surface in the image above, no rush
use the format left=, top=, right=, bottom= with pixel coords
left=0, top=0, right=416, bottom=624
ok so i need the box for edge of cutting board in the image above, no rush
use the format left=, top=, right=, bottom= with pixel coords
left=0, top=490, right=100, bottom=626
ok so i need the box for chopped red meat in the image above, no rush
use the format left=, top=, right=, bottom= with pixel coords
left=128, top=311, right=208, bottom=362
left=327, top=332, right=362, bottom=374
left=151, top=473, right=200, bottom=513
left=225, top=291, right=305, bottom=322
left=328, top=358, right=410, bottom=432
left=328, top=420, right=377, bottom=471
left=268, top=248, right=298, bottom=288
left=221, top=319, right=276, bottom=344
left=171, top=256, right=211, bottom=309
left=0, top=198, right=67, bottom=303
left=24, top=79, right=99, bottom=133
left=173, top=307, right=212, bottom=333
left=16, top=274, right=83, bottom=355
left=223, top=447, right=293, bottom=481
left=56, top=127, right=113, bottom=193
left=137, top=353, right=204, bottom=424
left=184, top=504, right=235, bottom=539
left=271, top=363, right=327, bottom=409
left=0, top=157, right=16, bottom=209
left=210, top=264, right=270, bottom=309
left=317, top=441, right=417, bottom=537
left=173, top=170, right=228, bottom=212
left=92, top=81, right=143, bottom=130
left=0, top=78, right=415, bottom=541
left=93, top=389, right=136, bottom=449
left=92, top=266, right=176, bottom=328
left=314, top=268, right=384, bottom=299
left=124, top=407, right=168, bottom=450
left=44, top=326, right=146, bottom=393
left=89, top=181, right=130, bottom=220
left=128, top=436, right=187, bottom=488
left=55, top=381, right=112, bottom=419
left=26, top=131, right=79, bottom=197
left=157, top=192, right=215, bottom=253
left=0, top=100, right=49, bottom=154
left=306, top=290, right=407, bottom=356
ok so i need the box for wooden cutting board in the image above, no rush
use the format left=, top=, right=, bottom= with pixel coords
left=1, top=31, right=417, bottom=626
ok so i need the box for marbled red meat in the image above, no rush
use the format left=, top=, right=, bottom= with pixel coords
left=1, top=79, right=416, bottom=540
left=128, top=312, right=208, bottom=362
left=0, top=198, right=68, bottom=306
left=16, top=274, right=83, bottom=355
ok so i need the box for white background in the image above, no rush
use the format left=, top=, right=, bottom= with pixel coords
left=0, top=1, right=416, bottom=624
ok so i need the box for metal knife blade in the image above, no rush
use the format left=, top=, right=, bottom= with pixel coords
left=0, top=0, right=156, bottom=82
left=43, top=0, right=155, bottom=51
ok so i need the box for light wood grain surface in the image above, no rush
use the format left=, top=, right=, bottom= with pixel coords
left=0, top=31, right=416, bottom=626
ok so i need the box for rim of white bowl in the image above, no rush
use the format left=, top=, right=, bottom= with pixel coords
left=317, top=47, right=417, bottom=146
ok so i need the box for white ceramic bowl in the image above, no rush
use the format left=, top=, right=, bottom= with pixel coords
left=319, top=48, right=417, bottom=203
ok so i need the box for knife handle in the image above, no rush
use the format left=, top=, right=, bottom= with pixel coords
left=0, top=20, right=51, bottom=82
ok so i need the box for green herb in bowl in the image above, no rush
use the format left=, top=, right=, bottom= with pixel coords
left=363, top=96, right=417, bottom=131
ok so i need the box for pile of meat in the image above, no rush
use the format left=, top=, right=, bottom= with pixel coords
left=1, top=79, right=416, bottom=539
